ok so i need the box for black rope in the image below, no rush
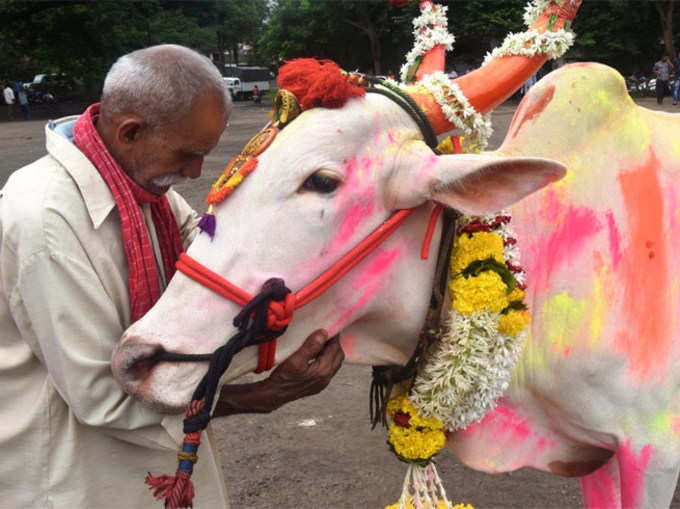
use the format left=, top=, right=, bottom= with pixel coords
left=365, top=80, right=439, bottom=150
left=369, top=339, right=425, bottom=430
left=151, top=278, right=292, bottom=434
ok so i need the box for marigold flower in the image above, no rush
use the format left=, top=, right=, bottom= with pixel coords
left=498, top=309, right=531, bottom=337
left=450, top=271, right=509, bottom=314
left=450, top=231, right=505, bottom=274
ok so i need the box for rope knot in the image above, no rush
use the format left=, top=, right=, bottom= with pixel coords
left=267, top=292, right=296, bottom=331
left=183, top=406, right=211, bottom=434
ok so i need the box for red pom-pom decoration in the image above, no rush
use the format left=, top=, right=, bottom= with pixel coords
left=277, top=58, right=365, bottom=111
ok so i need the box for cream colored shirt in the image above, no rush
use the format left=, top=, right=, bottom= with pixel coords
left=0, top=116, right=229, bottom=508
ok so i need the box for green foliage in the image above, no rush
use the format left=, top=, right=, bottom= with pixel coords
left=570, top=0, right=663, bottom=74
left=259, top=0, right=416, bottom=74
left=260, top=0, right=676, bottom=77
left=0, top=0, right=268, bottom=98
left=0, top=0, right=675, bottom=97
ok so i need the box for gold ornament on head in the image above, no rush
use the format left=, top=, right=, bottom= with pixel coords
left=269, top=89, right=301, bottom=127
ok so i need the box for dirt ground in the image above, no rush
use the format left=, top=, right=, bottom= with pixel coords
left=1, top=96, right=679, bottom=509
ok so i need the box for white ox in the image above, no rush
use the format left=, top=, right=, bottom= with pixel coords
left=112, top=25, right=680, bottom=509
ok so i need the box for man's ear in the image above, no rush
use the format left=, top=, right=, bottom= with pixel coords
left=116, top=117, right=145, bottom=146
left=386, top=144, right=566, bottom=215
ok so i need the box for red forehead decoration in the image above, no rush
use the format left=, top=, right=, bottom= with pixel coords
left=277, top=58, right=366, bottom=111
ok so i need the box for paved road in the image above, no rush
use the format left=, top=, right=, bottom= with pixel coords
left=1, top=96, right=679, bottom=508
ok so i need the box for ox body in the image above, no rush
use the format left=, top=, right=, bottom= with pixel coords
left=112, top=62, right=680, bottom=508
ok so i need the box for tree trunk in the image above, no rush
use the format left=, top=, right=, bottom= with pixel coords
left=216, top=30, right=226, bottom=74
left=343, top=3, right=382, bottom=75
left=655, top=0, right=676, bottom=59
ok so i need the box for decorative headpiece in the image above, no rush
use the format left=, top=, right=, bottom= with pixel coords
left=197, top=59, right=367, bottom=239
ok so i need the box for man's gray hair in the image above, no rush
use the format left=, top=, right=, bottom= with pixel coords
left=101, top=44, right=230, bottom=129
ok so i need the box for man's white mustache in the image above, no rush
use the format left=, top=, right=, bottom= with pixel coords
left=150, top=174, right=188, bottom=187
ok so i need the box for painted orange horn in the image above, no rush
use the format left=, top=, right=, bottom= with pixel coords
left=406, top=0, right=583, bottom=135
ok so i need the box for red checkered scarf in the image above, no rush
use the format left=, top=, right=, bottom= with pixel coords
left=73, top=103, right=184, bottom=322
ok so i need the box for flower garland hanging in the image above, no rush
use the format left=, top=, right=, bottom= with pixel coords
left=383, top=1, right=578, bottom=506
left=384, top=394, right=461, bottom=509
left=409, top=211, right=530, bottom=430
left=400, top=2, right=455, bottom=84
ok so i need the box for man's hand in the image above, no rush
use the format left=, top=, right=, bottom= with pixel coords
left=213, top=330, right=344, bottom=417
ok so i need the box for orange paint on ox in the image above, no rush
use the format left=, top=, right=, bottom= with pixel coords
left=616, top=149, right=670, bottom=381
left=509, top=84, right=556, bottom=140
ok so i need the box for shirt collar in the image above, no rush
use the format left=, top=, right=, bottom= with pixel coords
left=45, top=114, right=117, bottom=229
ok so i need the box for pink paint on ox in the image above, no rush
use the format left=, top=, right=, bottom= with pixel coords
left=524, top=190, right=602, bottom=291
left=618, top=440, right=653, bottom=507
left=328, top=246, right=402, bottom=336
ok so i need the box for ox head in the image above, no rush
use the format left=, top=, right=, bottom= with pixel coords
left=112, top=4, right=578, bottom=412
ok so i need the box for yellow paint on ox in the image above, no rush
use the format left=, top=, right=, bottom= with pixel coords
left=542, top=292, right=588, bottom=356
left=649, top=412, right=680, bottom=448
left=589, top=275, right=605, bottom=349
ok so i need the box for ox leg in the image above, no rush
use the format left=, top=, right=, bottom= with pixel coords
left=580, top=457, right=621, bottom=509
left=582, top=441, right=680, bottom=509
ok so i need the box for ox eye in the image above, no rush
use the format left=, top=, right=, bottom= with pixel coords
left=300, top=172, right=341, bottom=194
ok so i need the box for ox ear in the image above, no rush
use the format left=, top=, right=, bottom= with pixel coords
left=387, top=150, right=566, bottom=215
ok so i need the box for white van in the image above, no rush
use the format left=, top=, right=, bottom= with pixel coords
left=223, top=77, right=241, bottom=99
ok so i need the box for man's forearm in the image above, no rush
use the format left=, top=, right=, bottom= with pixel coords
left=213, top=381, right=282, bottom=417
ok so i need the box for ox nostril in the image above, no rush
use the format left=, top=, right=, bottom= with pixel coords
left=127, top=347, right=165, bottom=380
left=111, top=340, right=164, bottom=388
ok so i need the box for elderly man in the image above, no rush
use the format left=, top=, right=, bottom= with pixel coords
left=0, top=45, right=343, bottom=508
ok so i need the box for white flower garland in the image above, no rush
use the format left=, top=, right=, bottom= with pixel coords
left=523, top=0, right=554, bottom=26
left=481, top=28, right=575, bottom=67
left=523, top=0, right=578, bottom=27
left=418, top=71, right=493, bottom=150
left=400, top=2, right=455, bottom=84
left=409, top=213, right=527, bottom=431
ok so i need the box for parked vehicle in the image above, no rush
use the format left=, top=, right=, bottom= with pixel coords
left=27, top=73, right=76, bottom=102
left=222, top=66, right=273, bottom=100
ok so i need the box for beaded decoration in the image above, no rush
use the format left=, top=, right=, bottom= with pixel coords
left=198, top=89, right=302, bottom=239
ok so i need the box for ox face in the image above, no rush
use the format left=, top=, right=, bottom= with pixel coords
left=111, top=93, right=565, bottom=412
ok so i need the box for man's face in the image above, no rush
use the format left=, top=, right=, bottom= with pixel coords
left=128, top=91, right=228, bottom=194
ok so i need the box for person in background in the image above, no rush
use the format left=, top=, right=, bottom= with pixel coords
left=3, top=82, right=15, bottom=119
left=653, top=55, right=673, bottom=104
left=17, top=83, right=30, bottom=120
left=672, top=54, right=680, bottom=106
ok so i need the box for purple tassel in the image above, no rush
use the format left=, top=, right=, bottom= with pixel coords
left=198, top=212, right=216, bottom=240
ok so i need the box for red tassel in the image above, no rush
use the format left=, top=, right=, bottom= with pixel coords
left=146, top=472, right=195, bottom=509
left=277, top=58, right=365, bottom=111
left=146, top=401, right=204, bottom=509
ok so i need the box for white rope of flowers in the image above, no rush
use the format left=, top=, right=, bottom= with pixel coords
left=418, top=71, right=493, bottom=151
left=409, top=214, right=527, bottom=431
left=481, top=28, right=575, bottom=66
left=524, top=0, right=578, bottom=26
left=399, top=2, right=454, bottom=84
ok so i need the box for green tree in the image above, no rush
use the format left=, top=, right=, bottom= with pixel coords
left=259, top=0, right=414, bottom=74
left=0, top=1, right=220, bottom=97
left=655, top=0, right=676, bottom=58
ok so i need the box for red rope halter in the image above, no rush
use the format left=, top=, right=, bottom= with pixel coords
left=176, top=207, right=434, bottom=372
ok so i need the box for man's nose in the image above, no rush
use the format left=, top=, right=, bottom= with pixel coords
left=182, top=156, right=204, bottom=179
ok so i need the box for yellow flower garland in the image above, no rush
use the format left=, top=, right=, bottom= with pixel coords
left=386, top=395, right=446, bottom=462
